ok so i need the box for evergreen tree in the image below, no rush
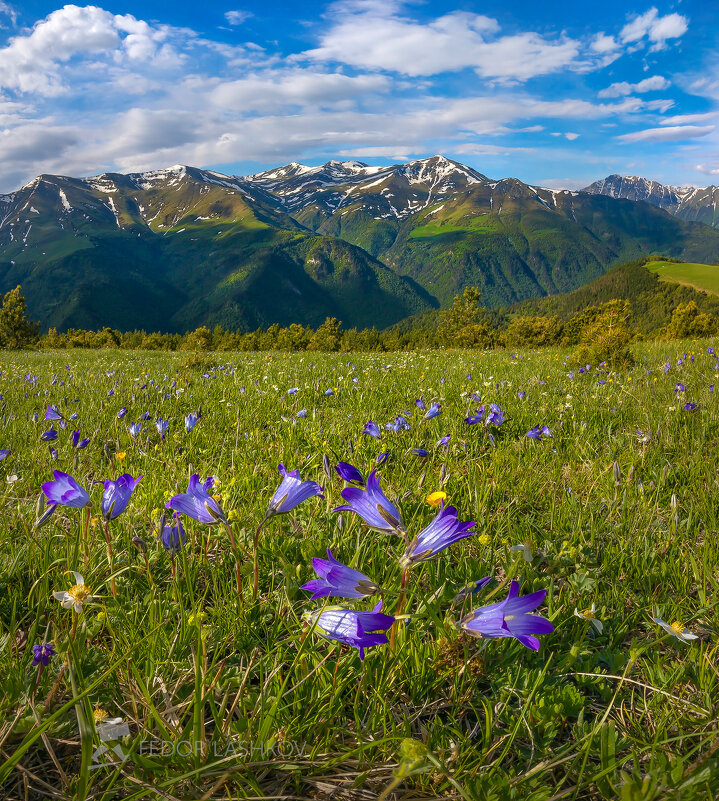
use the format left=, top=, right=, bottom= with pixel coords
left=0, top=286, right=39, bottom=349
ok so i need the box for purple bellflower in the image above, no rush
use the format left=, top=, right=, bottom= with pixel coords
left=267, top=464, right=324, bottom=515
left=32, top=642, right=56, bottom=666
left=459, top=580, right=554, bottom=651
left=100, top=473, right=143, bottom=520
left=41, top=428, right=58, bottom=441
left=424, top=402, right=441, bottom=420
left=155, top=419, right=169, bottom=438
left=185, top=412, right=200, bottom=432
left=42, top=471, right=90, bottom=509
left=159, top=515, right=186, bottom=553
left=167, top=474, right=227, bottom=524
left=128, top=422, right=141, bottom=438
left=526, top=425, right=551, bottom=440
left=401, top=502, right=476, bottom=567
left=45, top=405, right=63, bottom=421
left=335, top=462, right=364, bottom=485
left=465, top=406, right=485, bottom=425
left=71, top=430, right=90, bottom=449
left=306, top=601, right=395, bottom=660
left=363, top=420, right=381, bottom=439
left=333, top=470, right=404, bottom=534
left=301, top=549, right=379, bottom=599
left=486, top=403, right=504, bottom=427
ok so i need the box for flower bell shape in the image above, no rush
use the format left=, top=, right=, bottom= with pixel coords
left=465, top=406, right=485, bottom=425
left=42, top=470, right=90, bottom=509
left=159, top=515, right=186, bottom=553
left=333, top=470, right=404, bottom=534
left=45, top=404, right=63, bottom=421
left=424, top=402, right=441, bottom=420
left=301, top=549, right=379, bottom=599
left=32, top=642, right=56, bottom=666
left=363, top=420, right=381, bottom=439
left=401, top=502, right=475, bottom=567
left=267, top=464, right=324, bottom=515
left=335, top=462, right=364, bottom=485
left=526, top=425, right=551, bottom=440
left=306, top=601, right=395, bottom=660
left=459, top=581, right=554, bottom=651
left=167, top=474, right=227, bottom=524
left=185, top=413, right=200, bottom=432
left=100, top=473, right=143, bottom=520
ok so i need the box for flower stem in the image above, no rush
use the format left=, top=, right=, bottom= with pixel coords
left=103, top=520, right=117, bottom=597
left=390, top=567, right=410, bottom=650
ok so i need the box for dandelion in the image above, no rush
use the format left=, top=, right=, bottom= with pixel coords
left=52, top=572, right=93, bottom=613
left=459, top=581, right=554, bottom=650
left=426, top=491, right=447, bottom=507
left=301, top=549, right=379, bottom=599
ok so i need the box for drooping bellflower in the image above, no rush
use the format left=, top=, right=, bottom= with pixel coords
left=335, top=462, right=364, bottom=485
left=401, top=502, right=476, bottom=567
left=458, top=581, right=553, bottom=651
left=100, top=473, right=143, bottom=520
left=167, top=474, right=227, bottom=524
left=301, top=549, right=379, bottom=599
left=267, top=464, right=324, bottom=515
left=333, top=470, right=404, bottom=534
left=306, top=601, right=395, bottom=660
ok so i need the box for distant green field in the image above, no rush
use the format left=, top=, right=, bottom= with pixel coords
left=646, top=259, right=719, bottom=296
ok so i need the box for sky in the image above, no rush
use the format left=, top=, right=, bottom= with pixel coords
left=0, top=0, right=718, bottom=193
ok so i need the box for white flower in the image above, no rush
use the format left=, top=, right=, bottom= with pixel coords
left=510, top=543, right=533, bottom=562
left=52, top=572, right=93, bottom=613
left=653, top=616, right=698, bottom=643
left=574, top=604, right=603, bottom=633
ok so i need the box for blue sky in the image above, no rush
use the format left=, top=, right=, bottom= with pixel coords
left=0, top=0, right=717, bottom=192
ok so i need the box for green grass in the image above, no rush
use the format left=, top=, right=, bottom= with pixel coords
left=646, top=260, right=719, bottom=296
left=1, top=343, right=718, bottom=799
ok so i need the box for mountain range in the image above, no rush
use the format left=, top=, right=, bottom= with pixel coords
left=1, top=155, right=719, bottom=333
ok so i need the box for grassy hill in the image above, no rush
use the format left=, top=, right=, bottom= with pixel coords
left=645, top=259, right=719, bottom=296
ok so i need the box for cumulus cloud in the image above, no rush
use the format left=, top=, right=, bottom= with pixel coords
left=303, top=4, right=580, bottom=81
left=695, top=164, right=719, bottom=176
left=598, top=75, right=670, bottom=98
left=618, top=125, right=715, bottom=144
left=225, top=10, right=252, bottom=25
left=620, top=8, right=688, bottom=51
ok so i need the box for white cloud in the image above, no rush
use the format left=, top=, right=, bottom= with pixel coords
left=304, top=5, right=580, bottom=81
left=539, top=178, right=588, bottom=190
left=620, top=8, right=688, bottom=51
left=564, top=132, right=580, bottom=141
left=598, top=75, right=670, bottom=98
left=695, top=163, right=719, bottom=176
left=225, top=10, right=252, bottom=26
left=618, top=125, right=715, bottom=144
left=590, top=33, right=619, bottom=54
left=209, top=70, right=390, bottom=111
left=659, top=112, right=719, bottom=126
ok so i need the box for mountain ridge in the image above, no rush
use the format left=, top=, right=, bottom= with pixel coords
left=2, top=156, right=719, bottom=333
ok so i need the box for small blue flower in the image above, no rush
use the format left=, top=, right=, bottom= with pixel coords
left=301, top=549, right=379, bottom=599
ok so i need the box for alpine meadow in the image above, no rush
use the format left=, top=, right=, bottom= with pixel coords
left=1, top=1, right=719, bottom=800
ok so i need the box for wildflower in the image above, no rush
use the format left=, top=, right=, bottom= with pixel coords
left=324, top=388, right=334, bottom=396
left=301, top=549, right=379, bottom=599
left=453, top=576, right=492, bottom=603
left=42, top=470, right=90, bottom=509
left=128, top=422, right=141, bottom=438
left=653, top=617, right=699, bottom=643
left=0, top=449, right=9, bottom=460
left=115, top=451, right=126, bottom=461
left=333, top=470, right=404, bottom=534
left=401, top=502, right=475, bottom=567
left=335, top=462, right=364, bottom=485
left=45, top=405, right=63, bottom=421
left=459, top=581, right=554, bottom=650
left=574, top=604, right=603, bottom=633
left=52, top=572, right=93, bottom=613
left=117, top=407, right=128, bottom=419
left=426, top=491, right=447, bottom=507
left=71, top=430, right=90, bottom=449
left=31, top=642, right=56, bottom=666
left=155, top=419, right=169, bottom=438
left=41, top=428, right=58, bottom=441
left=363, top=420, right=381, bottom=439
left=386, top=415, right=410, bottom=432
left=167, top=474, right=227, bottom=524
left=376, top=451, right=389, bottom=465
left=288, top=387, right=299, bottom=395
left=526, top=425, right=551, bottom=440
left=100, top=474, right=142, bottom=520
left=185, top=412, right=200, bottom=432
left=424, top=402, right=441, bottom=420
left=465, top=406, right=485, bottom=425
left=411, top=448, right=429, bottom=457
left=683, top=402, right=698, bottom=412
left=511, top=543, right=533, bottom=562
left=486, top=404, right=504, bottom=427
left=159, top=515, right=186, bottom=553
left=266, top=464, right=324, bottom=515
left=436, top=434, right=451, bottom=447
left=305, top=601, right=394, bottom=660
left=415, top=397, right=425, bottom=410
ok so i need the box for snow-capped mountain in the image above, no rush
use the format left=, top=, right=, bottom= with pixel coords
left=583, top=174, right=719, bottom=228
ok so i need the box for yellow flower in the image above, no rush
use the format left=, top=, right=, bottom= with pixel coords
left=116, top=452, right=126, bottom=461
left=426, top=491, right=447, bottom=507
left=93, top=708, right=109, bottom=724
left=227, top=509, right=239, bottom=522
left=477, top=534, right=490, bottom=546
